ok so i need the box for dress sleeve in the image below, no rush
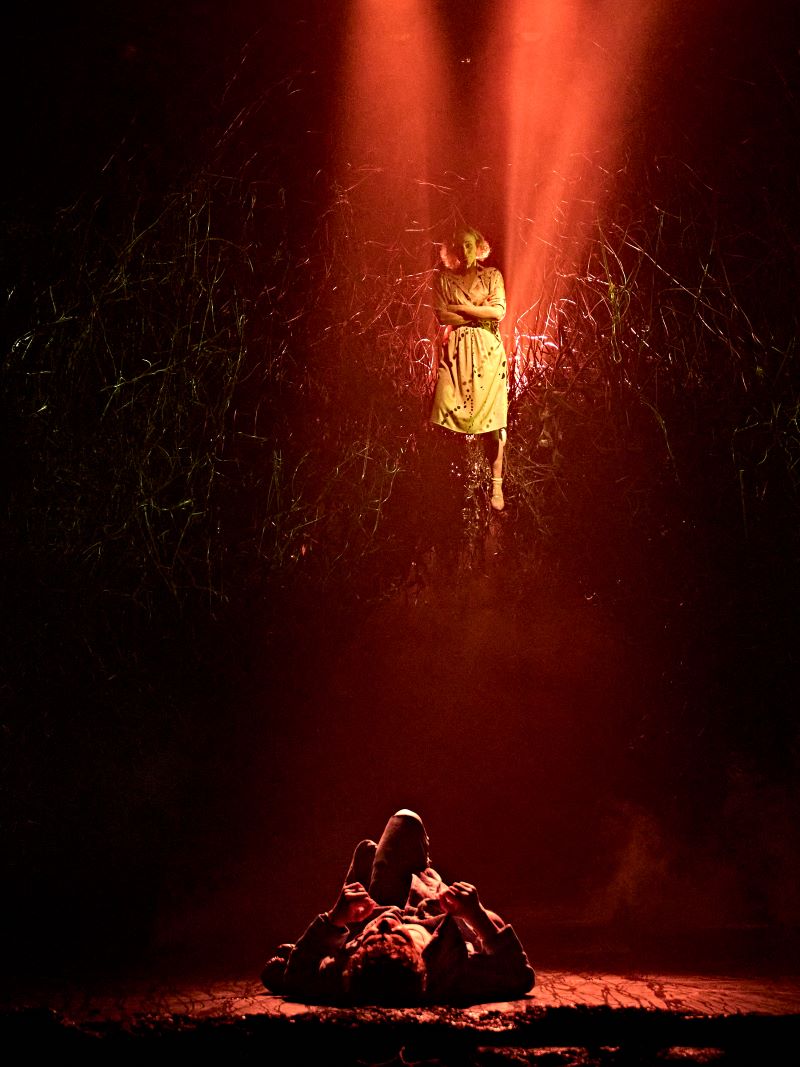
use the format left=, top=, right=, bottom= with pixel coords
left=486, top=268, right=506, bottom=322
left=433, top=270, right=449, bottom=325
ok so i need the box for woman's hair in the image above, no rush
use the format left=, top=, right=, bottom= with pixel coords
left=439, top=227, right=492, bottom=271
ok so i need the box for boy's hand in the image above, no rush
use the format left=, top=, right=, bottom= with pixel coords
left=439, top=881, right=500, bottom=944
left=329, top=882, right=377, bottom=926
left=439, top=881, right=482, bottom=922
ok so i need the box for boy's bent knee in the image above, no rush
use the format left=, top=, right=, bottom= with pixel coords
left=393, top=808, right=423, bottom=822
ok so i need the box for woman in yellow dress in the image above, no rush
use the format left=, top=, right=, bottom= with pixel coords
left=430, top=227, right=508, bottom=511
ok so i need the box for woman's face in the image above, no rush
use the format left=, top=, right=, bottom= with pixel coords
left=457, top=231, right=478, bottom=269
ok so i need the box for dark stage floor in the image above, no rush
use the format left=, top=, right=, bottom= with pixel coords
left=5, top=970, right=799, bottom=1063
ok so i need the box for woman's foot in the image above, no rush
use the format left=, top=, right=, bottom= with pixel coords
left=490, top=476, right=504, bottom=511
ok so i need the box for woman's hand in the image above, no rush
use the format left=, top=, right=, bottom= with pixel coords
left=447, top=302, right=475, bottom=316
left=447, top=300, right=501, bottom=322
left=328, top=882, right=377, bottom=927
left=455, top=300, right=482, bottom=316
left=441, top=305, right=472, bottom=326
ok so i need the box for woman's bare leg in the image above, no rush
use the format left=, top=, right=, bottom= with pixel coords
left=489, top=428, right=506, bottom=510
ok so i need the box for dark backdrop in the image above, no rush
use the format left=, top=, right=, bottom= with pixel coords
left=2, top=0, right=798, bottom=979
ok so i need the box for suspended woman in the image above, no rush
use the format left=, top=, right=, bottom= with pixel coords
left=430, top=227, right=508, bottom=510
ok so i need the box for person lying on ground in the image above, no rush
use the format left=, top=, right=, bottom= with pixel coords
left=261, top=809, right=535, bottom=1005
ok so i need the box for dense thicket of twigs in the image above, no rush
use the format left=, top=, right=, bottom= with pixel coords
left=12, top=161, right=795, bottom=597
left=2, top=52, right=798, bottom=962
left=7, top=144, right=796, bottom=621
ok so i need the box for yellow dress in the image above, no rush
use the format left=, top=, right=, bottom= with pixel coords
left=430, top=264, right=508, bottom=434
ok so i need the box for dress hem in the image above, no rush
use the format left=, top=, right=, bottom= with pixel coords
left=430, top=418, right=507, bottom=435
